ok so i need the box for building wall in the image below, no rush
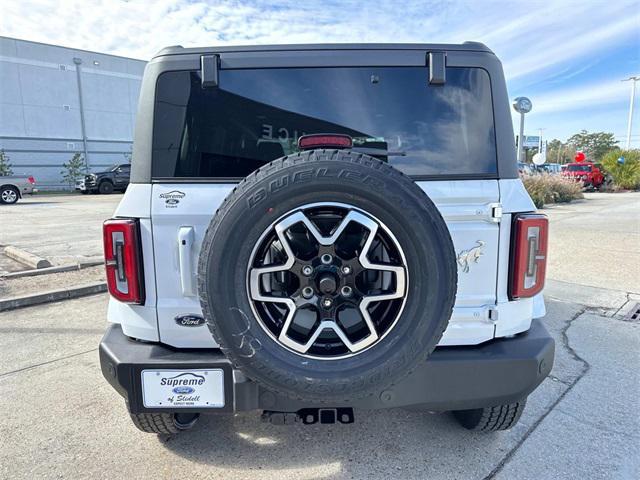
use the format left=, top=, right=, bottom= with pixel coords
left=0, top=36, right=146, bottom=189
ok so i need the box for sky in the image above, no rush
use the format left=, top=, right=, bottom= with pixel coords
left=2, top=0, right=639, bottom=148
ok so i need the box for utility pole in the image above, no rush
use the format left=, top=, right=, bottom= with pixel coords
left=537, top=128, right=546, bottom=152
left=622, top=76, right=639, bottom=149
left=73, top=57, right=90, bottom=171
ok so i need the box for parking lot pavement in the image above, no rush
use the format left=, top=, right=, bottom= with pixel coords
left=545, top=191, right=640, bottom=293
left=0, top=193, right=122, bottom=266
left=0, top=292, right=637, bottom=480
left=1, top=191, right=638, bottom=479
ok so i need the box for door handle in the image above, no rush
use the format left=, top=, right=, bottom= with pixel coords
left=178, top=226, right=195, bottom=297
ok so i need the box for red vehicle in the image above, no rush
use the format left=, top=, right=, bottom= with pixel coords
left=561, top=161, right=605, bottom=190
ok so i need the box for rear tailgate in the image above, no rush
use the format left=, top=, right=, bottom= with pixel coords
left=151, top=180, right=501, bottom=348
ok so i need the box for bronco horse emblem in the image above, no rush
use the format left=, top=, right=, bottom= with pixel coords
left=457, top=240, right=485, bottom=273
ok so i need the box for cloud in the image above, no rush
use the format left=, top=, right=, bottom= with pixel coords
left=531, top=79, right=631, bottom=115
left=2, top=1, right=638, bottom=145
left=2, top=1, right=637, bottom=73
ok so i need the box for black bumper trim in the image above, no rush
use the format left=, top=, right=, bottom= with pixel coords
left=99, top=326, right=234, bottom=414
left=100, top=319, right=554, bottom=414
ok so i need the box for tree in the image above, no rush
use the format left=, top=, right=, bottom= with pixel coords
left=567, top=130, right=618, bottom=162
left=0, top=149, right=13, bottom=176
left=601, top=149, right=640, bottom=190
left=60, top=153, right=87, bottom=187
left=546, top=139, right=575, bottom=164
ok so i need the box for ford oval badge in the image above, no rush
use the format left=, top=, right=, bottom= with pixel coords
left=172, top=386, right=195, bottom=394
left=175, top=314, right=206, bottom=327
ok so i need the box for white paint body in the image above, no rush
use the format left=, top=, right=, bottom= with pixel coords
left=108, top=178, right=543, bottom=348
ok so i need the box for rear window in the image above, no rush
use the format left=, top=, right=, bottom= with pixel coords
left=152, top=67, right=497, bottom=179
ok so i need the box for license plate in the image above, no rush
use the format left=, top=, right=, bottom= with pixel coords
left=141, top=369, right=224, bottom=408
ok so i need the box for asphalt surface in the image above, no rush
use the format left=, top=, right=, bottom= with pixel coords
left=0, top=193, right=122, bottom=268
left=544, top=191, right=640, bottom=293
left=0, top=192, right=639, bottom=479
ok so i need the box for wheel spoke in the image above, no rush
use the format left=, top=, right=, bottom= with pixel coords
left=248, top=211, right=299, bottom=301
left=281, top=320, right=369, bottom=354
left=248, top=203, right=408, bottom=358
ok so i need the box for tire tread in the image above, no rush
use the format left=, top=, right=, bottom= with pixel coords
left=129, top=412, right=179, bottom=434
left=453, top=400, right=527, bottom=432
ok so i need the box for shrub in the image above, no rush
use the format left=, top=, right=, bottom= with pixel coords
left=522, top=175, right=549, bottom=208
left=522, top=174, right=583, bottom=209
left=601, top=149, right=640, bottom=190
left=549, top=175, right=583, bottom=203
left=0, top=149, right=12, bottom=176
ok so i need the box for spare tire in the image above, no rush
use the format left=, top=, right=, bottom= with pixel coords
left=198, top=150, right=457, bottom=402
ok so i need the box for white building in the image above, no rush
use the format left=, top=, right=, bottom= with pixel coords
left=0, top=36, right=146, bottom=189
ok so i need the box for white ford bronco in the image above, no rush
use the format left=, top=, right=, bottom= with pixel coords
left=99, top=42, right=553, bottom=435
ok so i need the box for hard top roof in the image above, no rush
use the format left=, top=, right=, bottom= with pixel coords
left=153, top=41, right=493, bottom=58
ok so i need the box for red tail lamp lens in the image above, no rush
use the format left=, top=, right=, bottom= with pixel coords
left=103, top=218, right=144, bottom=304
left=509, top=214, right=548, bottom=299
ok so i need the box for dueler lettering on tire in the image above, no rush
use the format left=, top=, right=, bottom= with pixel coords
left=246, top=167, right=385, bottom=209
left=198, top=150, right=457, bottom=402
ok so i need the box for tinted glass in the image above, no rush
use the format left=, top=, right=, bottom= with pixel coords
left=567, top=165, right=591, bottom=172
left=152, top=67, right=497, bottom=179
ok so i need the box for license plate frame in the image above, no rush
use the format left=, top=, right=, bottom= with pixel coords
left=141, top=369, right=225, bottom=409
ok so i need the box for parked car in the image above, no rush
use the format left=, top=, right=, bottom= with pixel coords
left=76, top=164, right=130, bottom=194
left=536, top=163, right=562, bottom=175
left=561, top=162, right=605, bottom=190
left=99, top=42, right=553, bottom=435
left=517, top=162, right=534, bottom=176
left=0, top=175, right=37, bottom=204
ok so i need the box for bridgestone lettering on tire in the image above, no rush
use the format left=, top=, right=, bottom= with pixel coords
left=198, top=150, right=457, bottom=402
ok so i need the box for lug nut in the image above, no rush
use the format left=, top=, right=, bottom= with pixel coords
left=341, top=265, right=351, bottom=275
left=302, top=265, right=313, bottom=276
left=320, top=254, right=333, bottom=265
left=322, top=298, right=333, bottom=309
left=340, top=286, right=353, bottom=297
left=302, top=286, right=314, bottom=299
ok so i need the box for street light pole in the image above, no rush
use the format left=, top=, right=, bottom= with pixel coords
left=623, top=76, right=639, bottom=150
left=517, top=112, right=525, bottom=162
left=73, top=57, right=90, bottom=171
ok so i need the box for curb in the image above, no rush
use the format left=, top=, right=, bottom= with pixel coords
left=0, top=259, right=104, bottom=279
left=0, top=282, right=107, bottom=312
left=4, top=246, right=52, bottom=269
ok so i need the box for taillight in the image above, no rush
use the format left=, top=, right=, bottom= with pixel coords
left=298, top=134, right=353, bottom=150
left=28, top=176, right=35, bottom=184
left=103, top=218, right=144, bottom=304
left=509, top=213, right=548, bottom=300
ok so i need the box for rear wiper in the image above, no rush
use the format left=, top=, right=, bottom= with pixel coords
left=351, top=147, right=406, bottom=156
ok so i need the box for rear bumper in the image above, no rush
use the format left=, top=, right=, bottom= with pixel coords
left=99, top=319, right=554, bottom=414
